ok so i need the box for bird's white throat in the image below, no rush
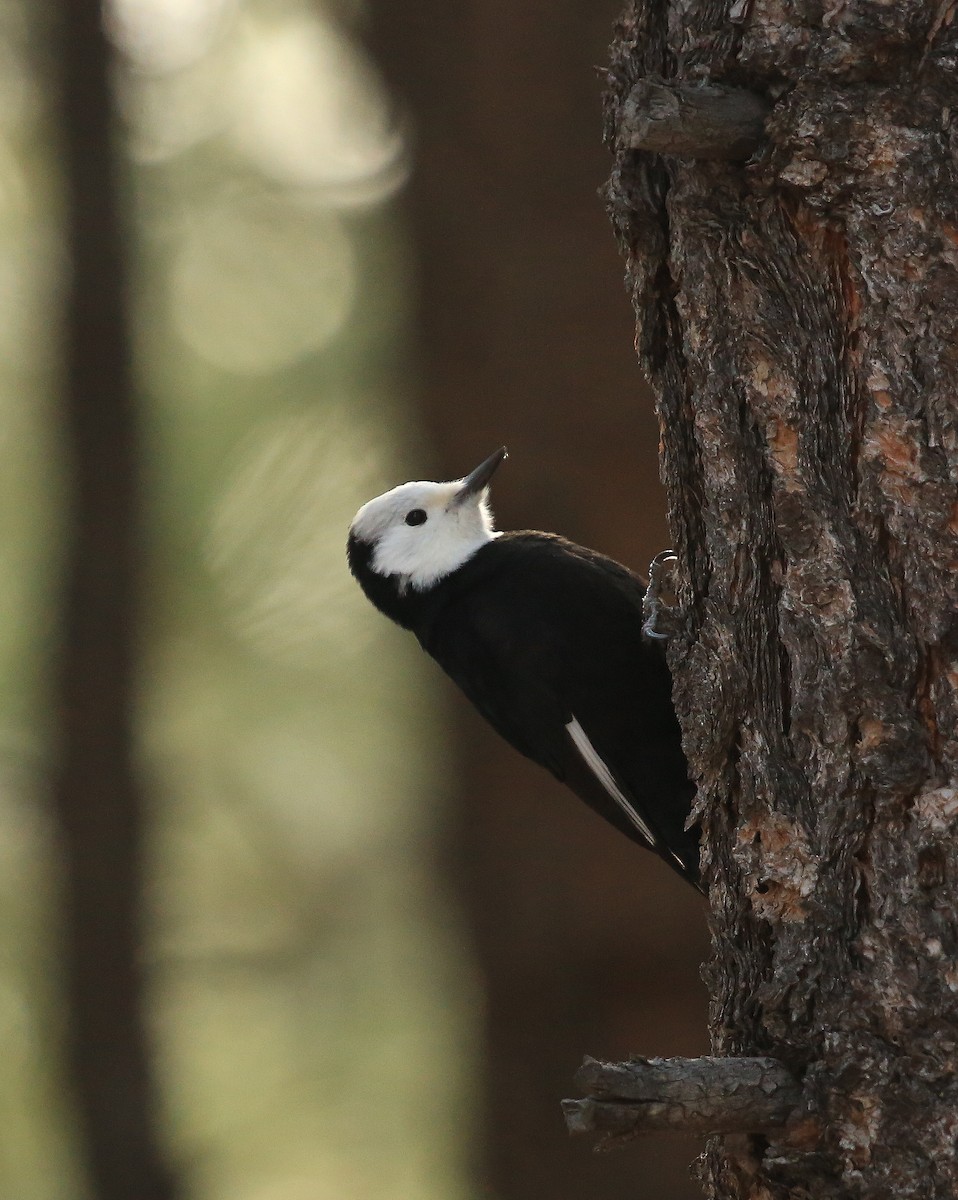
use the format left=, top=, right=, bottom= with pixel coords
left=351, top=478, right=500, bottom=591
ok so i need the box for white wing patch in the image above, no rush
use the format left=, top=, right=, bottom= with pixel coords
left=565, top=716, right=658, bottom=848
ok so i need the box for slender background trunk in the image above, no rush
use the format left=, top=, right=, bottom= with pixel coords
left=53, top=2, right=177, bottom=1197
left=606, top=2, right=958, bottom=1196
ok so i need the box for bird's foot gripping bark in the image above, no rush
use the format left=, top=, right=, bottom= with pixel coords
left=642, top=550, right=680, bottom=642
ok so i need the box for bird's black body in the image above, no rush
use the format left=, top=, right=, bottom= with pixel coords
left=348, top=529, right=699, bottom=885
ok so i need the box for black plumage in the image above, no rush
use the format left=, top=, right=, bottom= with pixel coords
left=347, top=520, right=699, bottom=887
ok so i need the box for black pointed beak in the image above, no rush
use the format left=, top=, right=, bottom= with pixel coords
left=454, top=447, right=508, bottom=504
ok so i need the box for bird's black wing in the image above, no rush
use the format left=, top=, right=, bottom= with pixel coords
left=417, top=532, right=699, bottom=885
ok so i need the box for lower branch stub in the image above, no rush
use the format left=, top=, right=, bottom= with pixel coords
left=563, top=1055, right=803, bottom=1149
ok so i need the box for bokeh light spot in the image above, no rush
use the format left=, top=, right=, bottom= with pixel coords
left=107, top=0, right=237, bottom=74
left=205, top=405, right=391, bottom=666
left=230, top=13, right=407, bottom=202
left=120, top=49, right=233, bottom=162
left=169, top=194, right=355, bottom=373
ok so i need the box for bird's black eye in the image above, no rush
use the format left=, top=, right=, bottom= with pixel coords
left=405, top=508, right=428, bottom=527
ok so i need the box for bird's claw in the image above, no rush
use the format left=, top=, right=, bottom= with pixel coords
left=642, top=550, right=680, bottom=642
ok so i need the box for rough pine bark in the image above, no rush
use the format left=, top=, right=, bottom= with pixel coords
left=606, top=2, right=958, bottom=1198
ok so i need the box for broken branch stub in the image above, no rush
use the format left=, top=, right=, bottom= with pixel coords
left=563, top=1055, right=803, bottom=1148
left=618, top=80, right=769, bottom=160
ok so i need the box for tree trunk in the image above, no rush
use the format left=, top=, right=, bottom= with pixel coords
left=606, top=3, right=958, bottom=1197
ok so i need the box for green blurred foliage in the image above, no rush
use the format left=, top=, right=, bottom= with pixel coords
left=0, top=0, right=478, bottom=1196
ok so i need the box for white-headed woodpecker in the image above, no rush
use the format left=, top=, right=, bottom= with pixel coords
left=347, top=448, right=700, bottom=886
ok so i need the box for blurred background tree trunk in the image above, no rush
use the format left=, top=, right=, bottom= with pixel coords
left=606, top=2, right=958, bottom=1197
left=366, top=5, right=709, bottom=1199
left=53, top=2, right=177, bottom=1197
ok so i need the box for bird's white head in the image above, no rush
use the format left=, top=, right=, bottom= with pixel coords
left=349, top=447, right=507, bottom=592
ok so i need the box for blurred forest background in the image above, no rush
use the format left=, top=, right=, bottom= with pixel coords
left=2, top=1, right=709, bottom=1198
